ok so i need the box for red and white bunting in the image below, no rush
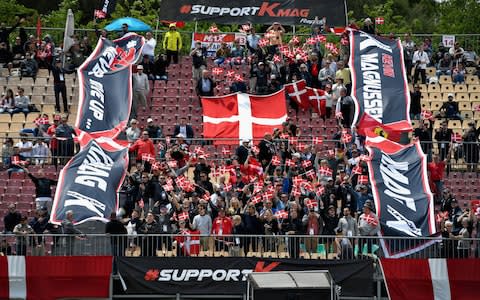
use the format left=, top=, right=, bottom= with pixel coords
left=305, top=199, right=318, bottom=209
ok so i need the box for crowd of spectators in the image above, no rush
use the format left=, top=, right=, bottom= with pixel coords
left=0, top=18, right=479, bottom=259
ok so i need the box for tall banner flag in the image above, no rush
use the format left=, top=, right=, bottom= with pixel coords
left=381, top=259, right=480, bottom=300
left=94, top=0, right=117, bottom=19
left=50, top=139, right=129, bottom=224
left=159, top=0, right=347, bottom=26
left=202, top=89, right=287, bottom=144
left=349, top=30, right=412, bottom=136
left=365, top=134, right=436, bottom=257
left=76, top=33, right=145, bottom=139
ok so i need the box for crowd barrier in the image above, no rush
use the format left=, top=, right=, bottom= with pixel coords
left=3, top=135, right=480, bottom=170
left=1, top=233, right=479, bottom=259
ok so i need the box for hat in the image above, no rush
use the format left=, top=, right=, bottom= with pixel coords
left=55, top=58, right=61, bottom=63
left=326, top=177, right=334, bottom=181
left=159, top=205, right=168, bottom=211
left=176, top=133, right=185, bottom=138
left=137, top=65, right=144, bottom=70
left=169, top=23, right=176, bottom=28
left=242, top=139, right=250, bottom=143
left=292, top=152, right=301, bottom=158
left=147, top=118, right=153, bottom=123
left=327, top=205, right=335, bottom=210
left=363, top=201, right=374, bottom=210
left=258, top=62, right=264, bottom=66
left=300, top=63, right=307, bottom=69
left=448, top=93, right=454, bottom=98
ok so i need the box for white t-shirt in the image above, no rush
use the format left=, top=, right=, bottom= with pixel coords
left=142, top=37, right=157, bottom=57
left=15, top=141, right=33, bottom=158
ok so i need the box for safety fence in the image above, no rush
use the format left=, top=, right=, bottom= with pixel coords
left=2, top=135, right=480, bottom=171
left=1, top=233, right=478, bottom=259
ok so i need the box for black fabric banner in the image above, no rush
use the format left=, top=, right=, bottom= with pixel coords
left=76, top=33, right=144, bottom=139
left=117, top=257, right=373, bottom=297
left=94, top=0, right=117, bottom=19
left=349, top=30, right=412, bottom=132
left=159, top=0, right=347, bottom=26
left=365, top=135, right=436, bottom=257
left=50, top=139, right=129, bottom=224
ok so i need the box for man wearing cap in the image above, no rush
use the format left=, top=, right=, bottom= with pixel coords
left=163, top=23, right=182, bottom=65
left=132, top=64, right=149, bottom=119
left=258, top=132, right=276, bottom=171
left=51, top=58, right=75, bottom=113
left=358, top=201, right=379, bottom=254
left=146, top=118, right=163, bottom=141
left=439, top=93, right=461, bottom=120
left=254, top=61, right=269, bottom=94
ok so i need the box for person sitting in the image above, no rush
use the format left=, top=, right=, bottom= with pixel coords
left=452, top=63, right=466, bottom=84
left=439, top=93, right=462, bottom=120
left=0, top=89, right=15, bottom=114
left=153, top=54, right=168, bottom=81
left=436, top=53, right=452, bottom=77
left=14, top=87, right=30, bottom=114
left=214, top=42, right=230, bottom=66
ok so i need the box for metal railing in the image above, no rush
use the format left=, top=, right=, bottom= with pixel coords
left=1, top=233, right=478, bottom=259
left=2, top=135, right=480, bottom=168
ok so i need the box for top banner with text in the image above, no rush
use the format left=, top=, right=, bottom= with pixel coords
left=160, top=0, right=347, bottom=26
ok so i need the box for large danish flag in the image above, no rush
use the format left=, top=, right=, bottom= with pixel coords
left=284, top=80, right=309, bottom=109
left=202, top=89, right=287, bottom=144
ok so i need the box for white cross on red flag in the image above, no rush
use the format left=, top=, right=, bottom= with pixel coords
left=375, top=17, right=385, bottom=25
left=201, top=89, right=287, bottom=144
left=306, top=87, right=326, bottom=116
left=284, top=80, right=309, bottom=110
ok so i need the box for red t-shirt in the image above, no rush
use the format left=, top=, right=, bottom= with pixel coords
left=428, top=161, right=445, bottom=181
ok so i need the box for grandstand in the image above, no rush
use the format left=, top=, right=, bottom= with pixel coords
left=0, top=54, right=479, bottom=228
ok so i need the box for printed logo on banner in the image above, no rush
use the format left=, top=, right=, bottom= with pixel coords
left=191, top=33, right=246, bottom=57
left=50, top=139, right=129, bottom=224
left=349, top=30, right=412, bottom=134
left=365, top=137, right=436, bottom=257
left=76, top=33, right=145, bottom=139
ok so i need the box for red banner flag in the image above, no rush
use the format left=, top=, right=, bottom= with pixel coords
left=284, top=80, right=309, bottom=110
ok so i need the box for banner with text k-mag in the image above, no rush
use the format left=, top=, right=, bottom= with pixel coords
left=76, top=33, right=145, bottom=139
left=50, top=139, right=129, bottom=224
left=350, top=30, right=412, bottom=135
left=365, top=134, right=436, bottom=258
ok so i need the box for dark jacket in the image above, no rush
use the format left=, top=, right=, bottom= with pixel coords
left=28, top=173, right=57, bottom=198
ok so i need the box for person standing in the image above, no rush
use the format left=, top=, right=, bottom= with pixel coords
left=51, top=58, right=75, bottom=113
left=55, top=116, right=75, bottom=165
left=131, top=65, right=149, bottom=119
left=105, top=212, right=128, bottom=257
left=23, top=166, right=57, bottom=212
left=129, top=131, right=155, bottom=170
left=412, top=44, right=430, bottom=84
left=142, top=31, right=156, bottom=63
left=336, top=88, right=355, bottom=127
left=13, top=216, right=33, bottom=255
left=62, top=210, right=85, bottom=256
left=163, top=23, right=182, bottom=65
left=196, top=69, right=216, bottom=97
left=358, top=201, right=380, bottom=255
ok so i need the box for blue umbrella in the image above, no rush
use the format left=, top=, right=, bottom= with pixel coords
left=105, top=17, right=152, bottom=32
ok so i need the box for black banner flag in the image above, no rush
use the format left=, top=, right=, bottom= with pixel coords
left=50, top=139, right=129, bottom=224
left=365, top=134, right=436, bottom=257
left=94, top=0, right=117, bottom=19
left=349, top=30, right=412, bottom=135
left=159, top=0, right=347, bottom=26
left=117, top=257, right=373, bottom=297
left=76, top=33, right=144, bottom=139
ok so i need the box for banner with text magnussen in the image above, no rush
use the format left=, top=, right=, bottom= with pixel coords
left=117, top=257, right=373, bottom=297
left=76, top=33, right=144, bottom=139
left=365, top=134, right=436, bottom=258
left=50, top=139, right=129, bottom=224
left=350, top=30, right=412, bottom=133
left=160, top=0, right=347, bottom=26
